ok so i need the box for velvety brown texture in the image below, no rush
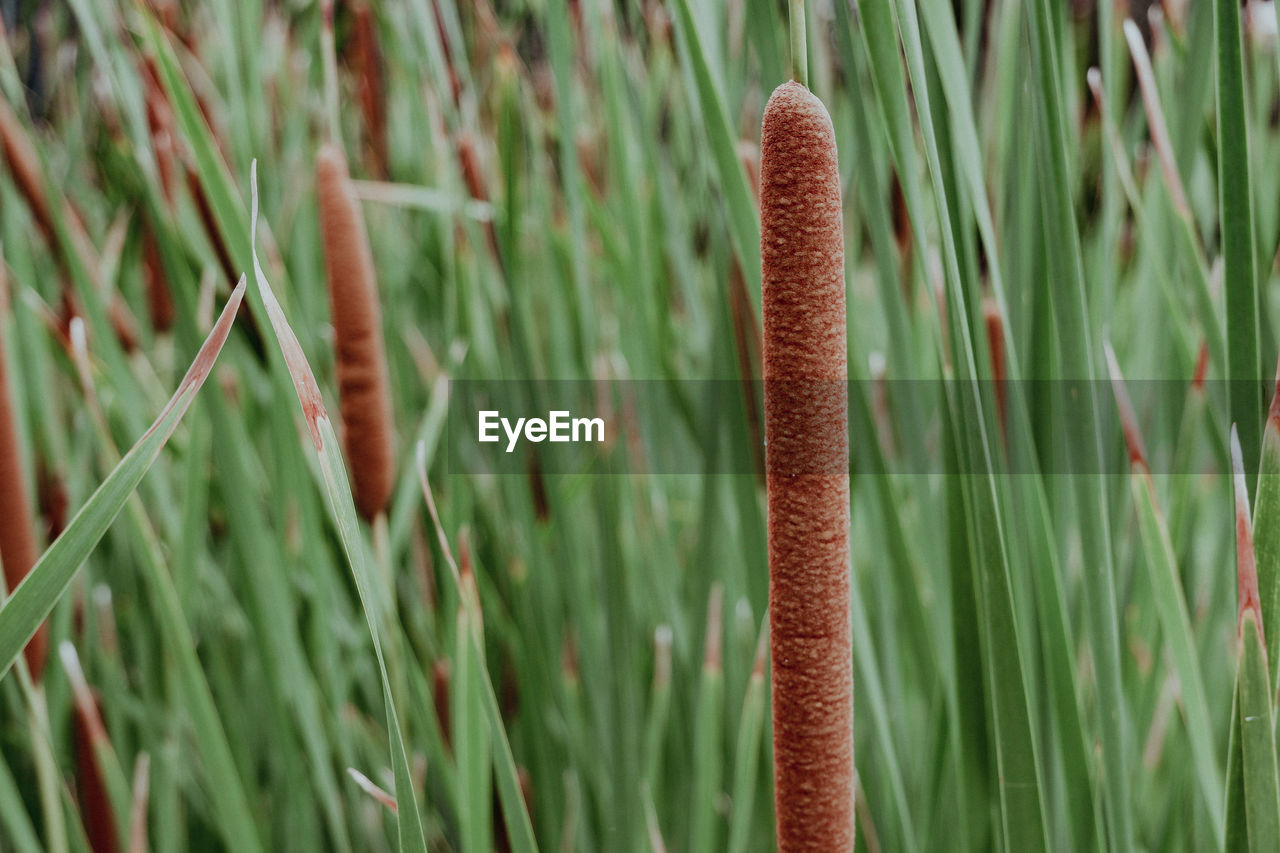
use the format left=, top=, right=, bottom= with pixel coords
left=760, top=80, right=853, bottom=851
left=316, top=144, right=395, bottom=521
left=0, top=322, right=46, bottom=680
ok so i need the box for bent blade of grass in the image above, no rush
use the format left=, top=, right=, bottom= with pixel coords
left=0, top=278, right=244, bottom=677
left=248, top=162, right=428, bottom=853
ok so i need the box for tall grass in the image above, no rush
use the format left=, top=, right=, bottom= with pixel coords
left=0, top=1, right=1279, bottom=851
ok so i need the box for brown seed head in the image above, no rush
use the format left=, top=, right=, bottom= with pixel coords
left=760, top=80, right=853, bottom=852
left=316, top=144, right=395, bottom=521
left=0, top=321, right=46, bottom=680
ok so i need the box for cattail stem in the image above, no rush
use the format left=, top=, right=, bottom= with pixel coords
left=0, top=311, right=46, bottom=681
left=316, top=144, right=395, bottom=522
left=320, top=0, right=341, bottom=146
left=761, top=80, right=852, bottom=849
left=788, top=0, right=808, bottom=88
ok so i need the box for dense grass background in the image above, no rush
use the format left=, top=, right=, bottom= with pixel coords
left=2, top=0, right=1280, bottom=850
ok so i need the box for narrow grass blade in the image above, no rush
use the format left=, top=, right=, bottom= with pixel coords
left=1253, top=371, right=1280, bottom=690
left=1231, top=427, right=1280, bottom=851
left=690, top=585, right=724, bottom=853
left=0, top=279, right=244, bottom=676
left=726, top=619, right=767, bottom=853
left=1215, top=0, right=1262, bottom=478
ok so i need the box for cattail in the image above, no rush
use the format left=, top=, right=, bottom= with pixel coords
left=141, top=55, right=178, bottom=206
left=0, top=94, right=55, bottom=241
left=36, top=461, right=68, bottom=543
left=108, top=296, right=140, bottom=355
left=350, top=0, right=389, bottom=178
left=0, top=315, right=46, bottom=680
left=142, top=228, right=176, bottom=333
left=0, top=96, right=104, bottom=290
left=493, top=766, right=534, bottom=853
left=64, top=645, right=120, bottom=853
left=186, top=163, right=237, bottom=285
left=316, top=143, right=395, bottom=521
left=432, top=659, right=452, bottom=752
left=456, top=130, right=504, bottom=272
left=760, top=80, right=852, bottom=850
left=982, top=297, right=1007, bottom=439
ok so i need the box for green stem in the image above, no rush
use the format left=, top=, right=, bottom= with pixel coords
left=789, top=0, right=807, bottom=87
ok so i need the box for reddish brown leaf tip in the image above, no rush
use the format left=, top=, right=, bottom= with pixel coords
left=250, top=161, right=327, bottom=451
left=1231, top=424, right=1264, bottom=643
left=1104, top=343, right=1149, bottom=470
left=1192, top=341, right=1209, bottom=392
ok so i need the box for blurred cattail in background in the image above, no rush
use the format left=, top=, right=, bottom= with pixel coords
left=142, top=229, right=176, bottom=333
left=64, top=643, right=121, bottom=853
left=0, top=293, right=46, bottom=680
left=760, top=79, right=853, bottom=850
left=348, top=0, right=388, bottom=178
left=316, top=143, right=395, bottom=522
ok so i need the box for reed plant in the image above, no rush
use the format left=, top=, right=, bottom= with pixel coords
left=1, top=1, right=1280, bottom=851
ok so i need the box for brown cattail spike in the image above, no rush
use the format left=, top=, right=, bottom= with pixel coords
left=351, top=1, right=389, bottom=178
left=0, top=321, right=46, bottom=680
left=316, top=143, right=395, bottom=521
left=142, top=228, right=176, bottom=333
left=0, top=95, right=54, bottom=240
left=760, top=81, right=853, bottom=851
